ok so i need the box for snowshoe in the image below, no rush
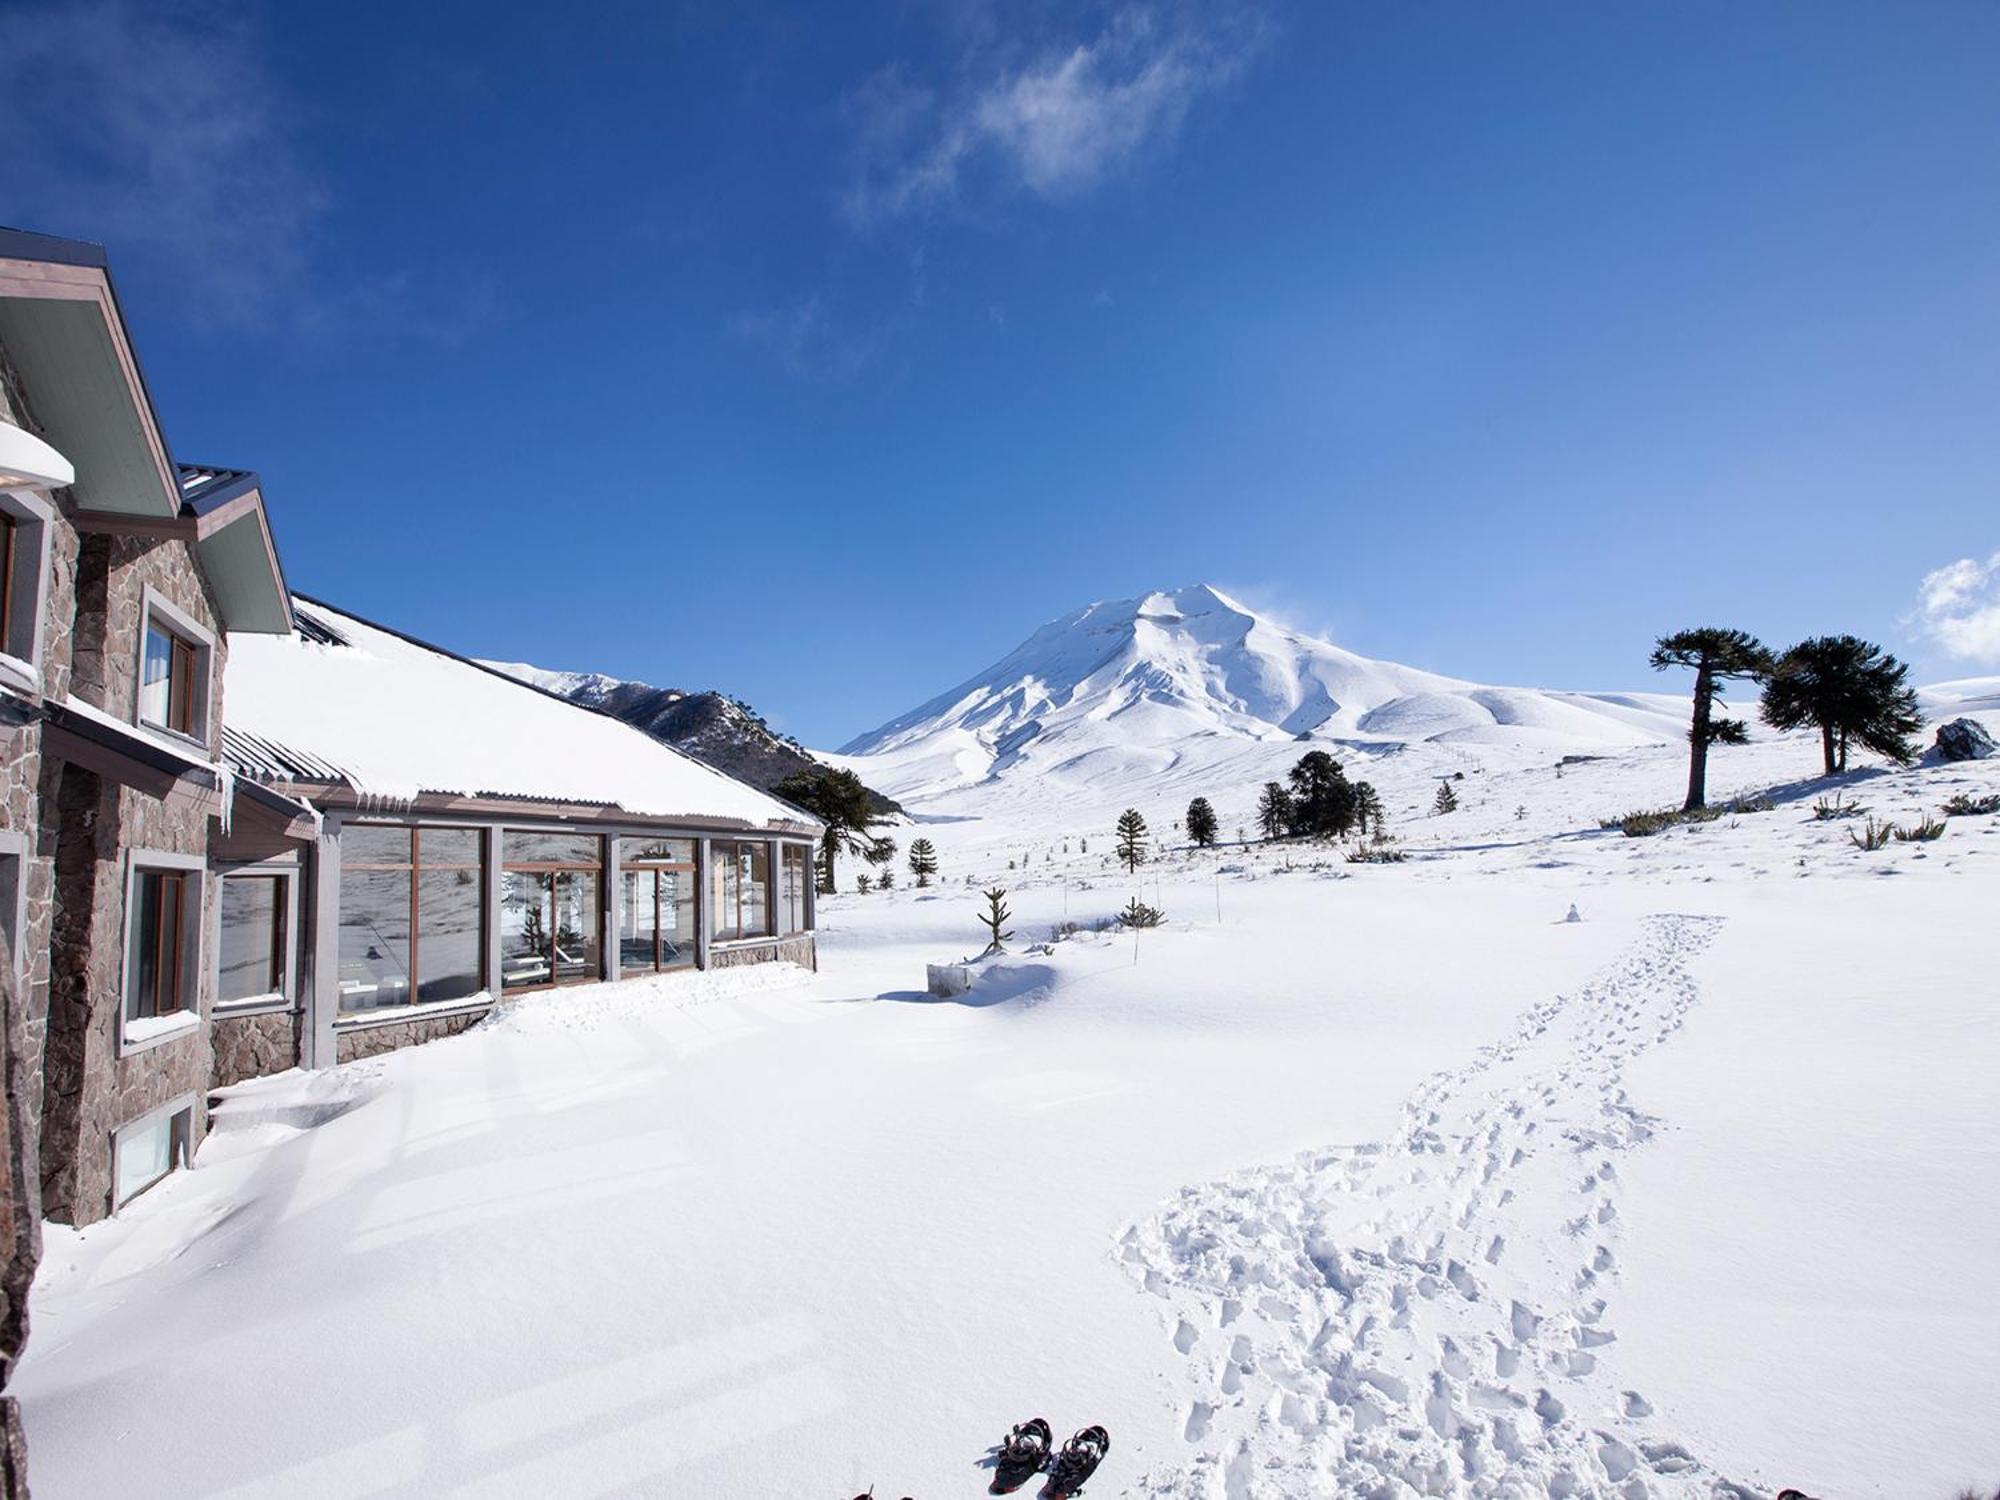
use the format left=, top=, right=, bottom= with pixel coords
left=988, top=1416, right=1052, bottom=1494
left=1043, top=1426, right=1109, bottom=1499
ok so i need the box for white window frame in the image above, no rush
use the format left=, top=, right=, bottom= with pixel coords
left=212, top=859, right=299, bottom=1016
left=119, top=848, right=204, bottom=1056
left=133, top=585, right=216, bottom=748
left=0, top=488, right=54, bottom=695
left=110, top=1091, right=196, bottom=1210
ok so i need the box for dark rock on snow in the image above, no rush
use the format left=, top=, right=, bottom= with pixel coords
left=1934, top=717, right=1997, bottom=762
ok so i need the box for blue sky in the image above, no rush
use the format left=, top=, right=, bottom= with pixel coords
left=3, top=1, right=1998, bottom=745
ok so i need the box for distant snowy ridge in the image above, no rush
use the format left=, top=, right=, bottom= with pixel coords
left=481, top=659, right=904, bottom=815
left=840, top=586, right=1692, bottom=799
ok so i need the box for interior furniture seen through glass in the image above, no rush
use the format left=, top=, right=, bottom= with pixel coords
left=337, top=826, right=486, bottom=1013
left=501, top=832, right=603, bottom=990
left=618, top=837, right=697, bottom=976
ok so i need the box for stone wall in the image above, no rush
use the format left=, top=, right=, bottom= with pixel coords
left=334, top=1007, right=491, bottom=1064
left=210, top=1009, right=303, bottom=1090
left=708, top=933, right=817, bottom=971
left=68, top=531, right=229, bottom=756
left=38, top=528, right=229, bottom=1225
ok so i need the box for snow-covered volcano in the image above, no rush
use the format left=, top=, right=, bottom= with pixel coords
left=841, top=585, right=1686, bottom=798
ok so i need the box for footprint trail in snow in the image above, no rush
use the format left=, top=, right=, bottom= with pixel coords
left=1119, top=914, right=1757, bottom=1499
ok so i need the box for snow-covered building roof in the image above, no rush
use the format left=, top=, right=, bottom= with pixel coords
left=222, top=596, right=818, bottom=833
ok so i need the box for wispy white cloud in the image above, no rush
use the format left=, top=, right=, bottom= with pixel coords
left=1910, top=551, right=2000, bottom=664
left=0, top=1, right=325, bottom=328
left=841, top=4, right=1270, bottom=229
left=729, top=293, right=912, bottom=381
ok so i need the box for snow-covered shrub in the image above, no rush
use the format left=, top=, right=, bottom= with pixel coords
left=1942, top=792, right=2000, bottom=817
left=1893, top=814, right=1945, bottom=843
left=1848, top=816, right=1896, bottom=851
left=1813, top=792, right=1864, bottom=820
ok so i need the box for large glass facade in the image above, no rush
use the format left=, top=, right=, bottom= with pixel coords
left=337, top=826, right=487, bottom=1013
left=217, top=874, right=284, bottom=1003
left=618, top=837, right=697, bottom=976
left=710, top=840, right=772, bottom=943
left=501, top=833, right=603, bottom=991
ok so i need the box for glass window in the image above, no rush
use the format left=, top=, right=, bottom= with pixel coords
left=218, top=875, right=284, bottom=1003
left=500, top=870, right=553, bottom=991
left=114, top=1105, right=190, bottom=1207
left=345, top=825, right=414, bottom=866
left=140, top=616, right=201, bottom=736
left=710, top=840, right=772, bottom=942
left=337, top=865, right=412, bottom=1012
left=623, top=837, right=696, bottom=866
left=552, top=869, right=600, bottom=984
left=337, top=825, right=487, bottom=1012
left=618, top=837, right=696, bottom=978
left=506, top=832, right=602, bottom=866
left=501, top=832, right=602, bottom=991
left=779, top=845, right=812, bottom=935
left=128, top=867, right=192, bottom=1021
left=0, top=513, right=17, bottom=656
left=418, top=868, right=483, bottom=1001
left=617, top=860, right=697, bottom=977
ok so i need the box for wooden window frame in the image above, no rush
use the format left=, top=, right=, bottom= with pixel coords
left=215, top=870, right=290, bottom=1007
left=618, top=847, right=698, bottom=978
left=135, top=588, right=215, bottom=744
left=710, top=839, right=774, bottom=944
left=341, top=825, right=486, bottom=1012
left=121, top=851, right=205, bottom=1054
left=502, top=834, right=604, bottom=993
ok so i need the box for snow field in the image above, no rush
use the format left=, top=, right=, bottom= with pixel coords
left=14, top=717, right=2000, bottom=1498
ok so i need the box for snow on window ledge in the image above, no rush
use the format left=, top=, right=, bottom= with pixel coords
left=0, top=652, right=38, bottom=696
left=120, top=1010, right=200, bottom=1054
left=213, top=991, right=291, bottom=1018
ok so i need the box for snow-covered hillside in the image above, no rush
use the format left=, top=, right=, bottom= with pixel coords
left=840, top=586, right=1690, bottom=801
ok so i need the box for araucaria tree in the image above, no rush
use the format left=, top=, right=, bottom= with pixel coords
left=1256, top=782, right=1294, bottom=841
left=1649, top=628, right=1773, bottom=810
left=774, top=766, right=883, bottom=894
left=1287, top=751, right=1358, bottom=838
left=1760, top=635, right=1922, bottom=776
left=1185, top=797, right=1218, bottom=848
left=1433, top=781, right=1458, bottom=815
left=1354, top=781, right=1384, bottom=838
left=907, top=837, right=939, bottom=888
left=1115, top=809, right=1149, bottom=872
left=978, top=887, right=1014, bottom=954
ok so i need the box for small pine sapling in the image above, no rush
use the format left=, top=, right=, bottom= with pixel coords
left=1118, top=896, right=1165, bottom=928
left=978, top=887, right=1014, bottom=954
left=907, top=837, right=939, bottom=887
left=1433, top=781, right=1459, bottom=815
left=856, top=872, right=873, bottom=893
